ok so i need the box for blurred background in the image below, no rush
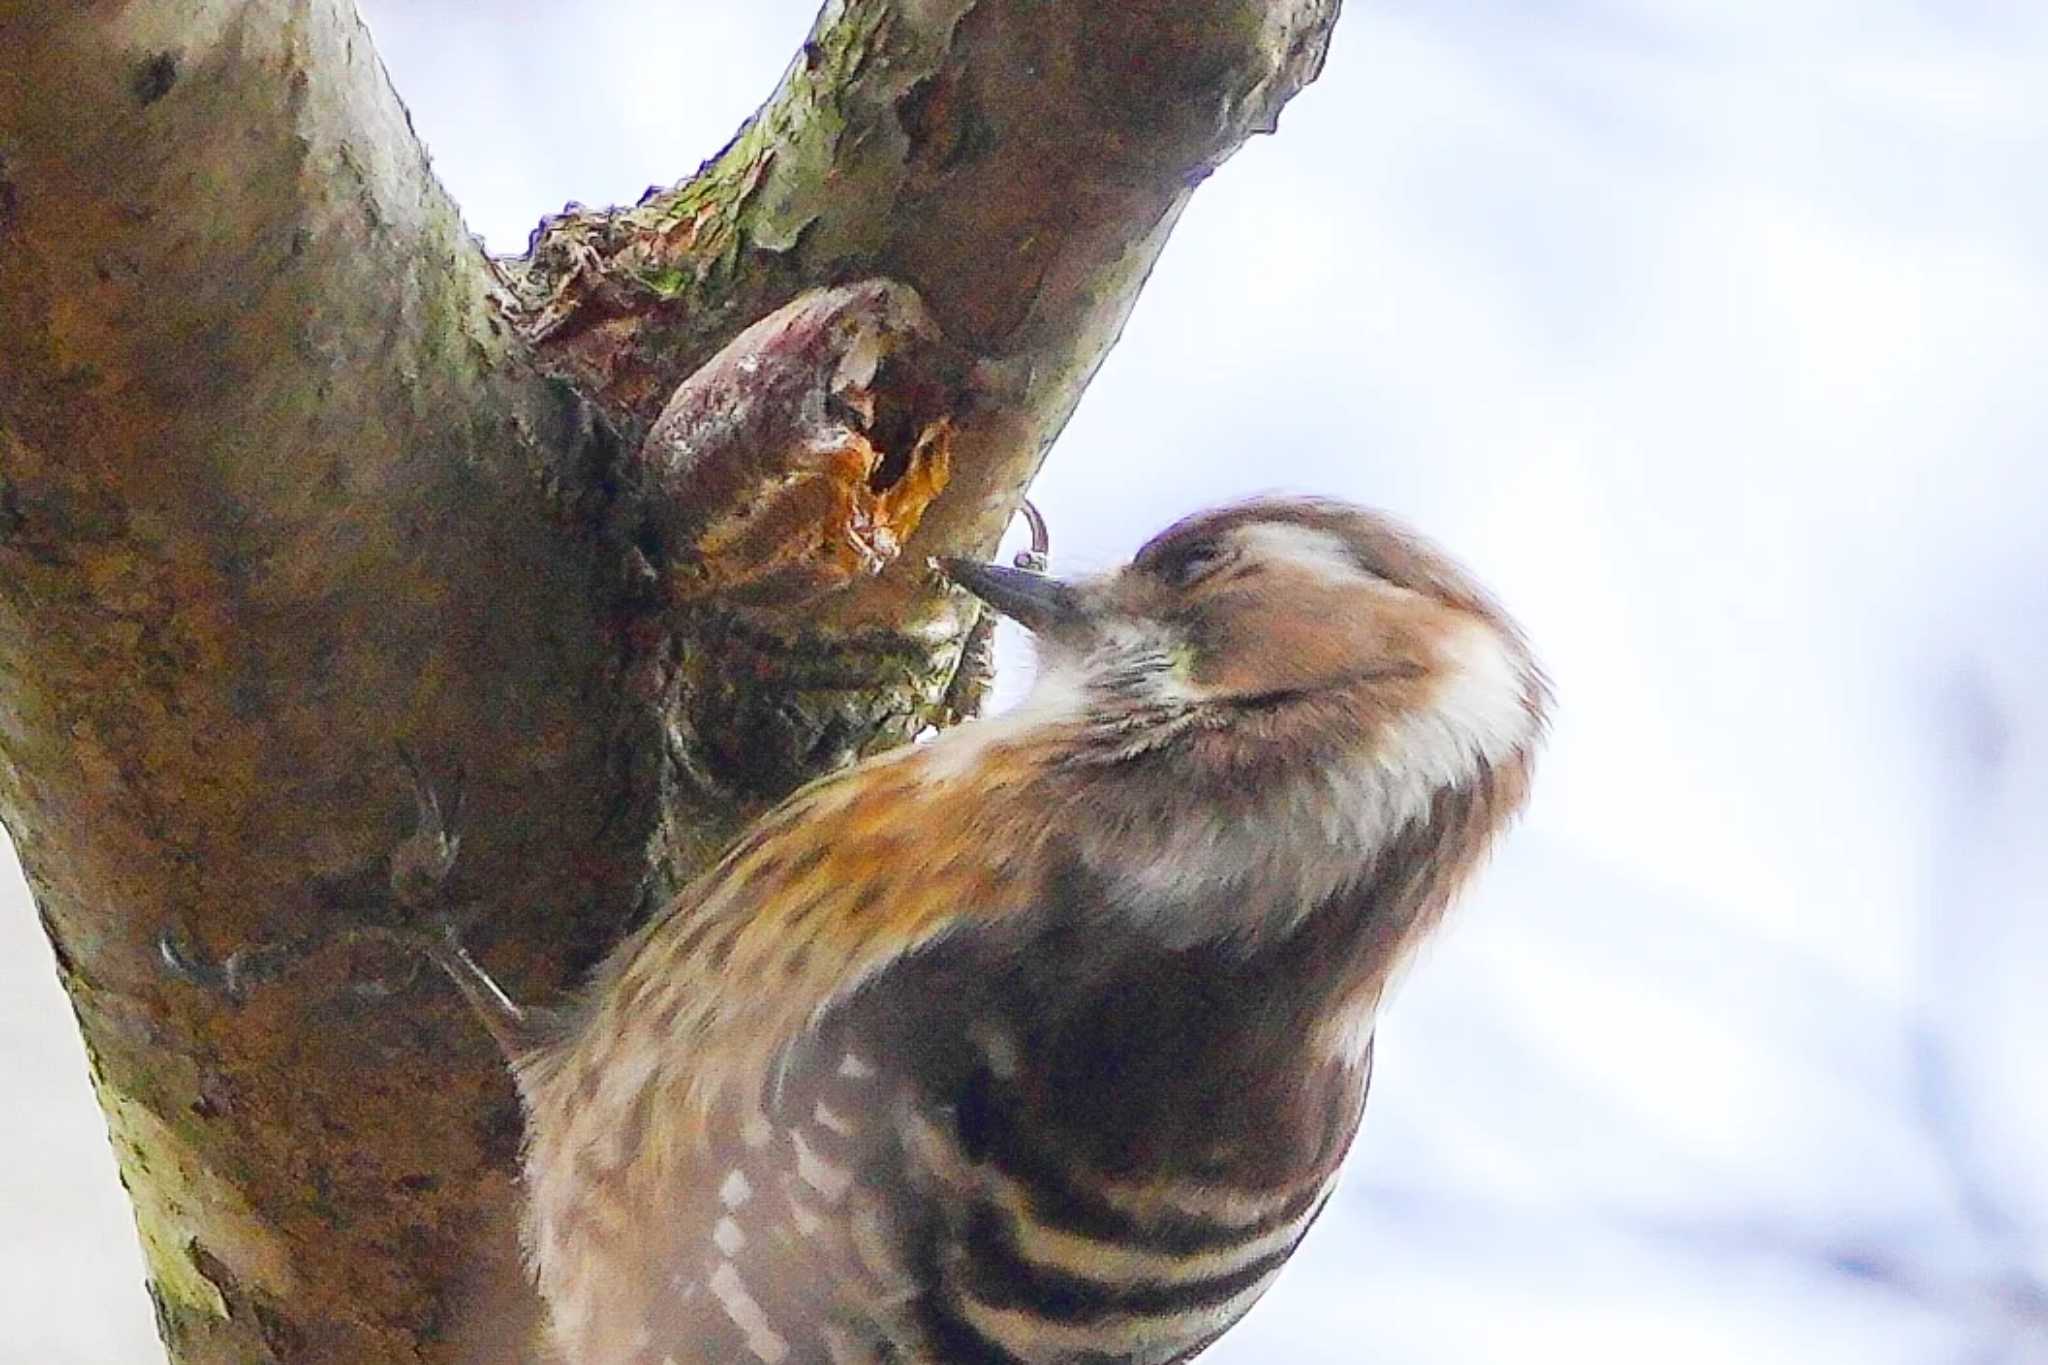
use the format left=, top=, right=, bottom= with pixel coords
left=5, top=1, right=2044, bottom=1360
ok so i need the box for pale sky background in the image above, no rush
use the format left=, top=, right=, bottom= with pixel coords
left=4, top=1, right=2045, bottom=1361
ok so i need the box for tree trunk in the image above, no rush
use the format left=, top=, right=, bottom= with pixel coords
left=0, top=0, right=1339, bottom=1359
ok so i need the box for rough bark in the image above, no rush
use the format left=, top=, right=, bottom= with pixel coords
left=0, top=0, right=1339, bottom=1359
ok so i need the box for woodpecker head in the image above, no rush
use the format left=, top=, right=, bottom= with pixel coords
left=942, top=496, right=1548, bottom=775
left=937, top=494, right=1547, bottom=980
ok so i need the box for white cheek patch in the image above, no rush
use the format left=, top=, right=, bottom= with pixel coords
left=1437, top=616, right=1538, bottom=762
left=1392, top=616, right=1536, bottom=790
left=1232, top=523, right=1383, bottom=588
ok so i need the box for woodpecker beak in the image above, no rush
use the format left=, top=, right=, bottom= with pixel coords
left=939, top=559, right=1088, bottom=637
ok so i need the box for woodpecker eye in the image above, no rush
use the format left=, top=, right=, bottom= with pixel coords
left=1150, top=540, right=1228, bottom=588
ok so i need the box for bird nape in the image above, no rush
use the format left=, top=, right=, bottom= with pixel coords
left=449, top=496, right=1548, bottom=1365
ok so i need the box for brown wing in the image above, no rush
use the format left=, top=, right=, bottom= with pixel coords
left=618, top=1009, right=926, bottom=1364
left=529, top=848, right=1379, bottom=1364
left=723, top=901, right=1380, bottom=1365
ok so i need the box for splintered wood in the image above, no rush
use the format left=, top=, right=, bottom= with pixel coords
left=640, top=280, right=970, bottom=608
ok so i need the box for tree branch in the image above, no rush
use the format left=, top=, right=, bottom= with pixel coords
left=0, top=0, right=1340, bottom=1358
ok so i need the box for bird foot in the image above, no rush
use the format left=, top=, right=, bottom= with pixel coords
left=158, top=748, right=472, bottom=1005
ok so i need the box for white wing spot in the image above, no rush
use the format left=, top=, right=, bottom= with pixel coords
left=714, top=1215, right=746, bottom=1257
left=710, top=1262, right=790, bottom=1363
left=720, top=1169, right=754, bottom=1209
left=786, top=1188, right=826, bottom=1237
left=838, top=1052, right=877, bottom=1080
left=813, top=1100, right=856, bottom=1136
left=791, top=1128, right=853, bottom=1203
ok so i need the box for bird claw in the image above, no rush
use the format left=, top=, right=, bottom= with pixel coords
left=1010, top=497, right=1051, bottom=574
left=157, top=926, right=299, bottom=1005
left=157, top=748, right=469, bottom=1004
